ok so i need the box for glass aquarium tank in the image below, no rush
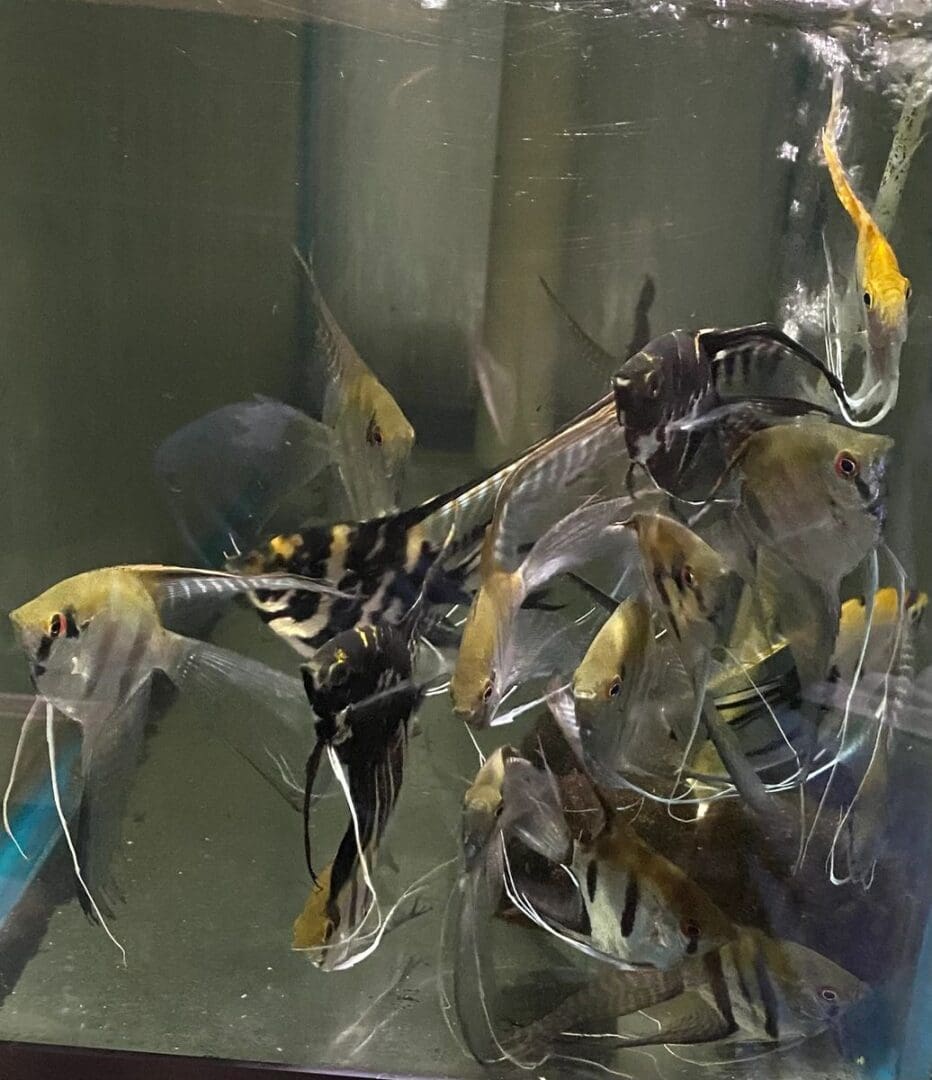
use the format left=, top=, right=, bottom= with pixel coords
left=0, top=0, right=929, bottom=1077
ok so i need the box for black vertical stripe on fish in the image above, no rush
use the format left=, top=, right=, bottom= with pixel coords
left=586, top=858, right=599, bottom=902
left=35, top=635, right=52, bottom=666
left=619, top=874, right=639, bottom=937
left=701, top=323, right=850, bottom=403
left=692, top=584, right=708, bottom=618
left=652, top=568, right=678, bottom=628
left=740, top=348, right=752, bottom=384
left=702, top=951, right=737, bottom=1031
left=753, top=944, right=782, bottom=1040
left=303, top=737, right=326, bottom=882
left=853, top=475, right=873, bottom=506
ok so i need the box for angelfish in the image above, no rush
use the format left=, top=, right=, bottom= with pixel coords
left=629, top=513, right=781, bottom=820
left=294, top=537, right=454, bottom=969
left=734, top=418, right=893, bottom=693
left=482, top=748, right=735, bottom=971
left=500, top=924, right=864, bottom=1066
left=822, top=74, right=912, bottom=423
left=296, top=249, right=415, bottom=520
left=612, top=323, right=850, bottom=495
left=6, top=564, right=339, bottom=958
left=451, top=496, right=638, bottom=727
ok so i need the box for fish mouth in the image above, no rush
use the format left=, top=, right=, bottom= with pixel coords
left=864, top=483, right=888, bottom=526
left=867, top=496, right=887, bottom=526
left=455, top=708, right=489, bottom=731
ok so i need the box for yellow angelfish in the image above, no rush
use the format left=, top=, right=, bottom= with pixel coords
left=822, top=73, right=911, bottom=419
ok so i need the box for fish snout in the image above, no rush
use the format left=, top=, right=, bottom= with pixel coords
left=452, top=698, right=491, bottom=730
left=571, top=680, right=599, bottom=703
left=8, top=609, right=42, bottom=662
left=865, top=458, right=890, bottom=526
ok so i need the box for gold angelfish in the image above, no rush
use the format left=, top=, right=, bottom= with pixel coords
left=296, top=250, right=415, bottom=520
left=451, top=496, right=635, bottom=726
left=822, top=74, right=911, bottom=421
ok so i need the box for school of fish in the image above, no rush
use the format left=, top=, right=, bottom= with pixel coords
left=2, top=72, right=927, bottom=1074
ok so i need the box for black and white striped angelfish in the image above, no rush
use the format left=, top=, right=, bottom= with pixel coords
left=228, top=386, right=627, bottom=660
left=612, top=323, right=853, bottom=493
left=293, top=535, right=456, bottom=970
left=487, top=757, right=736, bottom=973
left=497, top=924, right=865, bottom=1069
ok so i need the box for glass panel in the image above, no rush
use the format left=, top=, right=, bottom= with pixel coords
left=0, top=2, right=928, bottom=1077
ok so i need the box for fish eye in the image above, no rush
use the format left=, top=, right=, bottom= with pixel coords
left=366, top=418, right=384, bottom=448
left=682, top=565, right=696, bottom=589
left=644, top=370, right=662, bottom=400
left=906, top=282, right=913, bottom=302
left=819, top=986, right=838, bottom=1003
left=48, top=613, right=64, bottom=638
left=608, top=675, right=622, bottom=698
left=862, top=290, right=872, bottom=309
left=328, top=661, right=349, bottom=687
left=834, top=450, right=860, bottom=479
left=482, top=681, right=495, bottom=703
left=678, top=920, right=699, bottom=946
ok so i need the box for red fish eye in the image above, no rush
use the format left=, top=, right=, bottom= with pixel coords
left=819, top=986, right=838, bottom=1003
left=48, top=613, right=64, bottom=638
left=834, top=451, right=859, bottom=479
left=682, top=565, right=696, bottom=588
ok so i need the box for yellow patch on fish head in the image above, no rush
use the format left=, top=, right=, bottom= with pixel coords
left=861, top=228, right=910, bottom=337
left=227, top=533, right=304, bottom=576
left=450, top=581, right=505, bottom=724
left=573, top=598, right=648, bottom=704
left=10, top=568, right=164, bottom=711
left=268, top=534, right=304, bottom=562
left=10, top=567, right=157, bottom=659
